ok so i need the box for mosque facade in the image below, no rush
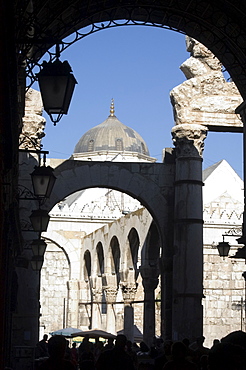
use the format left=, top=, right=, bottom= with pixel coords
left=39, top=107, right=245, bottom=347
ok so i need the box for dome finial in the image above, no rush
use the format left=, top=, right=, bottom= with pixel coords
left=110, top=98, right=115, bottom=117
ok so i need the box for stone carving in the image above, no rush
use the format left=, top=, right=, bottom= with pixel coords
left=104, top=286, right=118, bottom=303
left=19, top=88, right=46, bottom=150
left=172, top=123, right=208, bottom=157
left=170, top=36, right=243, bottom=130
left=120, top=283, right=137, bottom=302
left=92, top=288, right=103, bottom=302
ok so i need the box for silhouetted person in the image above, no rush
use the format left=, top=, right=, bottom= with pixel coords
left=71, top=342, right=78, bottom=367
left=36, top=334, right=49, bottom=358
left=192, top=336, right=209, bottom=366
left=96, top=334, right=135, bottom=370
left=39, top=335, right=76, bottom=370
left=103, top=337, right=114, bottom=351
left=163, top=341, right=197, bottom=370
left=208, top=342, right=246, bottom=370
left=126, top=340, right=138, bottom=369
left=78, top=336, right=95, bottom=370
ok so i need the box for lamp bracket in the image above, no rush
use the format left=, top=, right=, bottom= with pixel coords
left=18, top=185, right=46, bottom=205
left=19, top=148, right=49, bottom=166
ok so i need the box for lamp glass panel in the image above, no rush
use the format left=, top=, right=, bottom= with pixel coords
left=30, top=210, right=50, bottom=232
left=38, top=75, right=76, bottom=115
left=217, top=242, right=230, bottom=257
left=31, top=240, right=47, bottom=256
left=30, top=256, right=44, bottom=271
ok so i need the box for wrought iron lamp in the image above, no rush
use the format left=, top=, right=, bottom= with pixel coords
left=216, top=237, right=231, bottom=259
left=30, top=239, right=47, bottom=271
left=31, top=164, right=56, bottom=198
left=36, top=44, right=77, bottom=125
left=29, top=209, right=50, bottom=232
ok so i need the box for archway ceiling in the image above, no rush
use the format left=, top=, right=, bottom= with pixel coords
left=17, top=0, right=246, bottom=99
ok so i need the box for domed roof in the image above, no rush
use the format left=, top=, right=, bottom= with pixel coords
left=73, top=100, right=150, bottom=156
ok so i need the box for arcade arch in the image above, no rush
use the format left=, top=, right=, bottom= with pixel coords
left=17, top=0, right=246, bottom=349
left=22, top=2, right=246, bottom=100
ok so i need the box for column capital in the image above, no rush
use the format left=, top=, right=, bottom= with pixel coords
left=140, top=267, right=159, bottom=291
left=171, top=124, right=207, bottom=157
left=104, top=286, right=118, bottom=303
left=120, top=283, right=137, bottom=302
left=91, top=287, right=103, bottom=301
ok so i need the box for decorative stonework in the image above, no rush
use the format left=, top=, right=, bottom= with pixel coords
left=104, top=286, right=118, bottom=303
left=19, top=88, right=46, bottom=150
left=121, top=284, right=137, bottom=302
left=92, top=288, right=103, bottom=302
left=172, top=123, right=208, bottom=157
left=170, top=36, right=243, bottom=130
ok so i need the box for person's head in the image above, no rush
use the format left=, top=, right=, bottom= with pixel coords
left=196, top=336, right=205, bottom=347
left=72, top=342, right=77, bottom=348
left=182, top=338, right=190, bottom=348
left=208, top=342, right=246, bottom=370
left=107, top=337, right=114, bottom=345
left=126, top=340, right=133, bottom=350
left=115, top=334, right=127, bottom=349
left=48, top=335, right=67, bottom=358
left=171, top=341, right=187, bottom=360
left=43, top=334, right=48, bottom=341
left=140, top=341, right=150, bottom=352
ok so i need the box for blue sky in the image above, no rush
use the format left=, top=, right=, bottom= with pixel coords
left=36, top=26, right=243, bottom=178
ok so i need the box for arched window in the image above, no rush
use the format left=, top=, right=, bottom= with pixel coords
left=96, top=242, right=104, bottom=276
left=110, top=236, right=120, bottom=285
left=116, top=138, right=123, bottom=151
left=128, top=228, right=140, bottom=280
left=88, top=139, right=94, bottom=152
left=141, top=142, right=147, bottom=155
left=84, top=250, right=91, bottom=281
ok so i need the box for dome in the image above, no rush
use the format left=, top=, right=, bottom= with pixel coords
left=73, top=101, right=150, bottom=156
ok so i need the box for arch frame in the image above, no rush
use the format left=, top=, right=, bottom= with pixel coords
left=17, top=1, right=246, bottom=99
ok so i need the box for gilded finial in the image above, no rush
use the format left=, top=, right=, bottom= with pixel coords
left=110, top=98, right=115, bottom=116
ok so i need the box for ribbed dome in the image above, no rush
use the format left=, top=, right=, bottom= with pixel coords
left=73, top=103, right=150, bottom=156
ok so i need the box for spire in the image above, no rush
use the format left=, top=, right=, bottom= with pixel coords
left=110, top=98, right=115, bottom=117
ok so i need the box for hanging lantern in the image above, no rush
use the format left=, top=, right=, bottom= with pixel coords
left=30, top=239, right=47, bottom=271
left=36, top=51, right=77, bottom=125
left=30, top=209, right=50, bottom=232
left=31, top=239, right=47, bottom=257
left=31, top=165, right=56, bottom=198
left=216, top=241, right=231, bottom=258
left=30, top=255, right=44, bottom=271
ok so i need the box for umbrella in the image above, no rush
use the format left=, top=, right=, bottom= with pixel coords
left=71, top=328, right=116, bottom=339
left=49, top=327, right=81, bottom=338
left=117, top=325, right=143, bottom=342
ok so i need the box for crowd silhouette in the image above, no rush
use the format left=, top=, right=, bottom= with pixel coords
left=35, top=330, right=246, bottom=370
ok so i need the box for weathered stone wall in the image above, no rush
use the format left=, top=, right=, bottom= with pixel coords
left=40, top=244, right=70, bottom=333
left=170, top=36, right=243, bottom=131
left=19, top=88, right=46, bottom=149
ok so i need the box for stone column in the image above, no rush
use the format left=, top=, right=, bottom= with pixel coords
left=121, top=283, right=137, bottom=342
left=91, top=286, right=103, bottom=329
left=171, top=123, right=207, bottom=341
left=104, top=286, right=118, bottom=334
left=67, top=280, right=79, bottom=328
left=141, top=267, right=159, bottom=347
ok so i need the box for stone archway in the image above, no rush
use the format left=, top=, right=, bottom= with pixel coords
left=45, top=159, right=173, bottom=246
left=19, top=2, right=246, bottom=100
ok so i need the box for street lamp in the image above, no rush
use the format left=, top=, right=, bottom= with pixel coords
left=36, top=44, right=77, bottom=125
left=29, top=209, right=50, bottom=232
left=31, top=165, right=56, bottom=198
left=216, top=238, right=231, bottom=259
left=30, top=239, right=47, bottom=271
